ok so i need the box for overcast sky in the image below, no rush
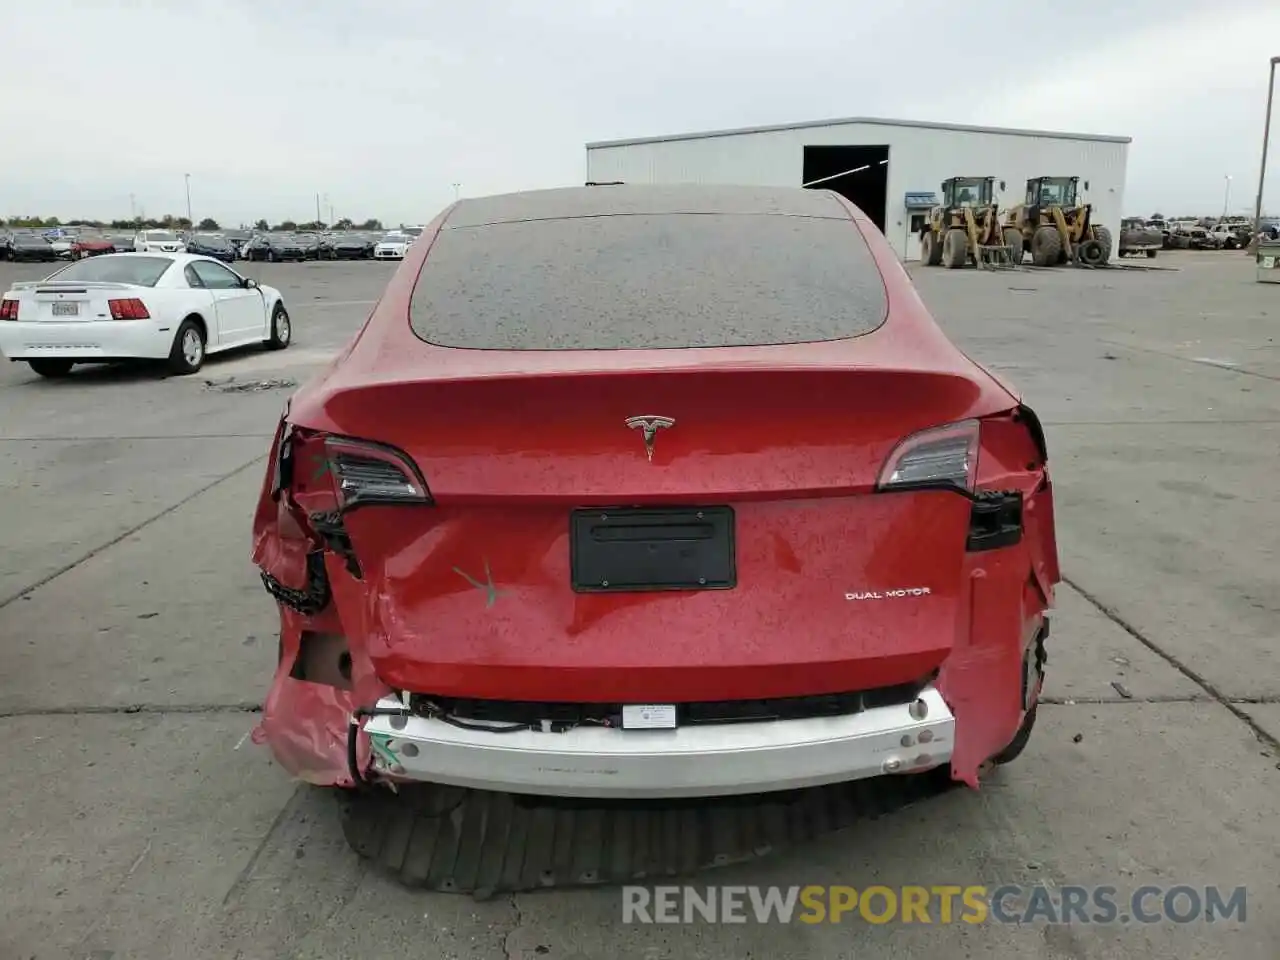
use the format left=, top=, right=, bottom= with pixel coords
left=4, top=0, right=1278, bottom=226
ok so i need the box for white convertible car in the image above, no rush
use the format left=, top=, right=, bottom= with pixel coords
left=0, top=253, right=291, bottom=378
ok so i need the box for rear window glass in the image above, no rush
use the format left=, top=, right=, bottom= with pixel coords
left=409, top=214, right=887, bottom=350
left=49, top=256, right=173, bottom=287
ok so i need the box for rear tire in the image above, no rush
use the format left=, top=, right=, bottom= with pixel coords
left=941, top=228, right=968, bottom=268
left=265, top=302, right=291, bottom=350
left=29, top=358, right=74, bottom=378
left=1002, top=227, right=1024, bottom=263
left=992, top=703, right=1038, bottom=765
left=1092, top=225, right=1113, bottom=263
left=1030, top=226, right=1061, bottom=266
left=1145, top=248, right=1158, bottom=258
left=168, top=318, right=206, bottom=375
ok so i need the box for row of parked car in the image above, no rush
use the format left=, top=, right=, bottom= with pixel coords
left=0, top=226, right=423, bottom=263
left=1119, top=216, right=1279, bottom=255
left=238, top=229, right=420, bottom=262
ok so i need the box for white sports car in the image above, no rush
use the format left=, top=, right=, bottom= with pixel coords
left=0, top=253, right=291, bottom=378
left=373, top=233, right=411, bottom=260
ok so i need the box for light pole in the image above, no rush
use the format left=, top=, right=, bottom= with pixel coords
left=184, top=174, right=192, bottom=227
left=1223, top=175, right=1232, bottom=218
left=1253, top=56, right=1279, bottom=239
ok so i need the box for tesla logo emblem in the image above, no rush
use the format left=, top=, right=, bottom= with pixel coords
left=625, top=415, right=675, bottom=462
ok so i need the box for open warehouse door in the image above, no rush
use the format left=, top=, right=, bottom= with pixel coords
left=802, top=145, right=889, bottom=233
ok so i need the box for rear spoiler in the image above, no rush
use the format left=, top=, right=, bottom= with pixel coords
left=11, top=280, right=138, bottom=292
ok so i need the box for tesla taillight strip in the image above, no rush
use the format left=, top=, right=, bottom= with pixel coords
left=321, top=435, right=433, bottom=510
left=876, top=419, right=980, bottom=495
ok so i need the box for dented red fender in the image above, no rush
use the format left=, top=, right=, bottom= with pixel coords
left=251, top=418, right=391, bottom=786
left=934, top=410, right=1057, bottom=786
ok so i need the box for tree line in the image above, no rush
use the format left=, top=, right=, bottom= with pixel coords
left=2, top=214, right=386, bottom=232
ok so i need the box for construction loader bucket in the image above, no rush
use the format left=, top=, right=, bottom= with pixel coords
left=977, top=244, right=1016, bottom=270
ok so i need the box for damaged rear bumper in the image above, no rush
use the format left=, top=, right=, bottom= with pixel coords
left=362, top=687, right=954, bottom=799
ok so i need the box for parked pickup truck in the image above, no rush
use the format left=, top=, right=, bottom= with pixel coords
left=1119, top=218, right=1162, bottom=257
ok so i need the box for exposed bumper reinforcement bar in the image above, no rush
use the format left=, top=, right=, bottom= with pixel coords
left=361, top=687, right=955, bottom=799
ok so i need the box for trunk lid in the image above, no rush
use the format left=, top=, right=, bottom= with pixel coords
left=333, top=491, right=972, bottom=703
left=295, top=364, right=1001, bottom=703
left=318, top=367, right=990, bottom=502
left=10, top=280, right=137, bottom=323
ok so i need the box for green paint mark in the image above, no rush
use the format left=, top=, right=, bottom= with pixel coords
left=368, top=733, right=399, bottom=767
left=453, top=558, right=505, bottom=608
left=310, top=453, right=331, bottom=483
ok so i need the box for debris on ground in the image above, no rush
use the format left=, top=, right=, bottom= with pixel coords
left=1111, top=681, right=1133, bottom=699
left=204, top=376, right=297, bottom=393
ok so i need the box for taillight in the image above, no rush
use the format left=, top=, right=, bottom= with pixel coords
left=876, top=419, right=980, bottom=494
left=0, top=298, right=18, bottom=321
left=323, top=436, right=432, bottom=509
left=107, top=298, right=151, bottom=320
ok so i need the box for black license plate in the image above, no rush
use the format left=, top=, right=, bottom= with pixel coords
left=570, top=506, right=735, bottom=593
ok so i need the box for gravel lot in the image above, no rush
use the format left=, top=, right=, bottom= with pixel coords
left=1, top=252, right=1277, bottom=959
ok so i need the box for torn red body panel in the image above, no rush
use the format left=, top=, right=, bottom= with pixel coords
left=249, top=184, right=1061, bottom=796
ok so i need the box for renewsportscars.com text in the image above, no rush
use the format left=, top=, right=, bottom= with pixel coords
left=622, top=885, right=1247, bottom=926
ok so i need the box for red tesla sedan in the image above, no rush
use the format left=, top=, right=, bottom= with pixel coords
left=251, top=183, right=1059, bottom=804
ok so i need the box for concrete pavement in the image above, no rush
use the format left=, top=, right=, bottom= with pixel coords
left=0, top=253, right=1276, bottom=959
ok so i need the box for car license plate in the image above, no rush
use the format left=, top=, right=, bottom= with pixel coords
left=569, top=506, right=736, bottom=593
left=51, top=302, right=79, bottom=317
left=622, top=704, right=677, bottom=729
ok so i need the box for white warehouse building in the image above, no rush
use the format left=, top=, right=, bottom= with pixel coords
left=585, top=116, right=1131, bottom=262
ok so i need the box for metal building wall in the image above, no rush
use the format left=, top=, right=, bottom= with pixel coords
left=586, top=120, right=1130, bottom=261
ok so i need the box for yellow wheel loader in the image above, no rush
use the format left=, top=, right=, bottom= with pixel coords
left=1003, top=176, right=1112, bottom=267
left=919, top=177, right=1022, bottom=269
